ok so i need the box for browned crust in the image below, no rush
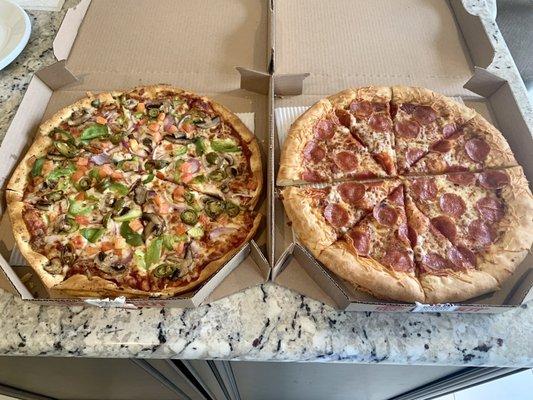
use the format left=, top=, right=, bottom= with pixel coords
left=277, top=98, right=333, bottom=186
left=476, top=166, right=533, bottom=284
left=281, top=186, right=338, bottom=257
left=50, top=213, right=263, bottom=299
left=318, top=241, right=425, bottom=303
left=391, top=86, right=477, bottom=124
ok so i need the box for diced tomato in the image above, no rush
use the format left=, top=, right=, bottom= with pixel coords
left=247, top=180, right=258, bottom=190
left=139, top=118, right=147, bottom=126
left=199, top=214, right=209, bottom=225
left=174, top=241, right=185, bottom=255
left=148, top=123, right=160, bottom=132
left=136, top=103, right=146, bottom=113
left=157, top=113, right=166, bottom=122
left=128, top=218, right=143, bottom=232
left=101, top=241, right=114, bottom=252
left=76, top=157, right=89, bottom=167
left=42, top=160, right=54, bottom=175
left=181, top=122, right=196, bottom=133
left=166, top=124, right=178, bottom=134
left=164, top=143, right=173, bottom=150
left=100, top=140, right=113, bottom=149
left=86, top=246, right=100, bottom=256
left=156, top=171, right=165, bottom=180
left=96, top=116, right=107, bottom=125
left=70, top=127, right=81, bottom=137
left=71, top=235, right=85, bottom=249
left=172, top=186, right=185, bottom=201
left=113, top=248, right=123, bottom=257
left=152, top=130, right=162, bottom=143
left=111, top=171, right=123, bottom=181
left=181, top=173, right=194, bottom=183
left=218, top=214, right=229, bottom=224
left=99, top=164, right=114, bottom=177
left=75, top=192, right=86, bottom=201
left=71, top=170, right=86, bottom=183
left=74, top=215, right=90, bottom=225
left=174, top=223, right=188, bottom=235
left=153, top=194, right=170, bottom=214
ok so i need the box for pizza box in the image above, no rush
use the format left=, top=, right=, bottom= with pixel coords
left=0, top=0, right=272, bottom=308
left=271, top=0, right=533, bottom=313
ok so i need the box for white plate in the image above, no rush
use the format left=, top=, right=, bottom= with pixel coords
left=0, top=0, right=31, bottom=71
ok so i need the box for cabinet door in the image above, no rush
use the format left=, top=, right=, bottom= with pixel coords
left=0, top=357, right=203, bottom=400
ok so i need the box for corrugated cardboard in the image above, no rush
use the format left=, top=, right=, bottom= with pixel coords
left=271, top=0, right=533, bottom=313
left=0, top=0, right=272, bottom=308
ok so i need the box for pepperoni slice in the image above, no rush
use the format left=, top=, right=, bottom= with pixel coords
left=335, top=109, right=352, bottom=128
left=394, top=120, right=420, bottom=138
left=468, top=219, right=496, bottom=246
left=476, top=197, right=505, bottom=223
left=465, top=137, right=490, bottom=162
left=448, top=245, right=476, bottom=268
left=350, top=101, right=373, bottom=118
left=400, top=103, right=417, bottom=114
left=324, top=203, right=350, bottom=228
left=422, top=253, right=450, bottom=271
left=373, top=203, right=398, bottom=226
left=338, top=182, right=365, bottom=204
left=314, top=119, right=335, bottom=139
left=439, top=193, right=466, bottom=218
left=382, top=248, right=414, bottom=272
left=301, top=170, right=324, bottom=183
left=390, top=103, right=398, bottom=119
left=478, top=171, right=510, bottom=189
left=431, top=139, right=452, bottom=153
left=411, top=178, right=438, bottom=201
left=397, top=223, right=417, bottom=247
left=369, top=114, right=392, bottom=132
left=442, top=123, right=457, bottom=138
left=447, top=171, right=476, bottom=186
left=303, top=141, right=326, bottom=163
left=413, top=106, right=437, bottom=125
left=347, top=228, right=370, bottom=256
left=406, top=148, right=425, bottom=166
left=388, top=186, right=404, bottom=206
left=431, top=215, right=457, bottom=242
left=334, top=151, right=359, bottom=172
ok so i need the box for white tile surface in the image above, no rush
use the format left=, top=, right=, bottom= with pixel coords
left=11, top=0, right=65, bottom=12
left=454, top=370, right=533, bottom=400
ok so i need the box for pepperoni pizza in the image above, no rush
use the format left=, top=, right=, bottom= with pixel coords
left=278, top=86, right=533, bottom=303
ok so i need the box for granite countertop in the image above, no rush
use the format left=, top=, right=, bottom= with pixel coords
left=0, top=1, right=532, bottom=366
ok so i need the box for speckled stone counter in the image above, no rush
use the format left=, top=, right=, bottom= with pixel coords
left=0, top=1, right=532, bottom=366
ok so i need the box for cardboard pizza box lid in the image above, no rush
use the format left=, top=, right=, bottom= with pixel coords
left=0, top=0, right=273, bottom=307
left=271, top=0, right=533, bottom=312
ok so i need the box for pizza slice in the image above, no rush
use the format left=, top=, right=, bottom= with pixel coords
left=391, top=86, right=476, bottom=174
left=280, top=180, right=400, bottom=256
left=404, top=167, right=533, bottom=299
left=277, top=98, right=388, bottom=185
left=408, top=113, right=518, bottom=175
left=318, top=185, right=425, bottom=302
left=328, top=86, right=397, bottom=175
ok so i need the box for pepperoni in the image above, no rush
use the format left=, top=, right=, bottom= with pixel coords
left=388, top=186, right=404, bottom=206
left=448, top=246, right=476, bottom=268
left=400, top=103, right=417, bottom=114
left=422, top=253, right=450, bottom=271
left=382, top=248, right=414, bottom=272
left=431, top=139, right=452, bottom=153
left=350, top=101, right=373, bottom=118
left=476, top=197, right=505, bottom=223
left=314, top=119, right=335, bottom=139
left=447, top=171, right=476, bottom=186
left=439, top=193, right=466, bottom=218
left=347, top=228, right=370, bottom=256
left=334, top=151, right=359, bottom=172
left=406, top=148, right=425, bottom=166
left=338, top=182, right=365, bottom=204
left=411, top=178, right=438, bottom=201
left=369, top=114, right=392, bottom=132
left=335, top=109, right=352, bottom=128
left=301, top=170, right=324, bottom=183
left=394, top=120, right=420, bottom=138
left=398, top=223, right=417, bottom=247
left=375, top=152, right=395, bottom=175
left=468, top=219, right=496, bottom=246
left=389, top=103, right=398, bottom=119
left=465, top=138, right=490, bottom=162
left=324, top=203, right=350, bottom=228
left=431, top=215, right=457, bottom=242
left=442, top=123, right=457, bottom=138
left=413, top=106, right=437, bottom=125
left=303, top=141, right=326, bottom=163
left=478, top=170, right=510, bottom=189
left=373, top=204, right=398, bottom=226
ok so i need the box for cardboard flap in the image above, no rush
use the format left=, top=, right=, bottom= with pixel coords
left=35, top=60, right=79, bottom=90
left=63, top=0, right=270, bottom=93
left=274, top=0, right=491, bottom=96
left=274, top=73, right=310, bottom=96
left=237, top=67, right=271, bottom=95
left=53, top=0, right=91, bottom=61
left=464, top=67, right=506, bottom=98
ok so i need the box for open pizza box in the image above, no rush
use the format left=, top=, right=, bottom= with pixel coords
left=0, top=0, right=272, bottom=308
left=271, top=0, right=533, bottom=313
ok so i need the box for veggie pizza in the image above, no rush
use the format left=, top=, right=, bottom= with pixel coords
left=278, top=86, right=533, bottom=303
left=7, top=85, right=262, bottom=298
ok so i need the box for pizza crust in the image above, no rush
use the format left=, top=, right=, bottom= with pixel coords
left=277, top=98, right=333, bottom=186
left=318, top=241, right=425, bottom=303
